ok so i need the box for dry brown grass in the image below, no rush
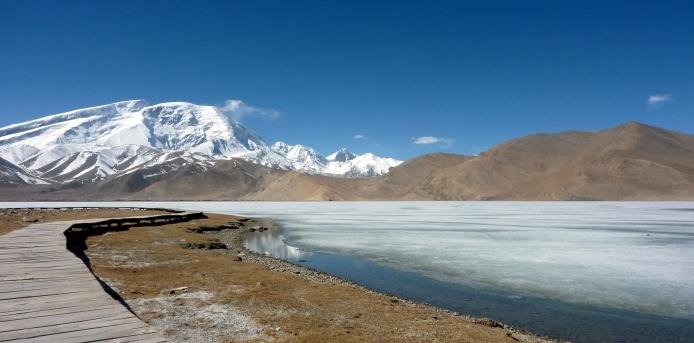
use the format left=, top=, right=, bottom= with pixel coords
left=83, top=213, right=547, bottom=343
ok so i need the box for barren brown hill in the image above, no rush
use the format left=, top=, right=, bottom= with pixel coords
left=414, top=122, right=694, bottom=200
left=243, top=152, right=474, bottom=200
left=2, top=122, right=693, bottom=200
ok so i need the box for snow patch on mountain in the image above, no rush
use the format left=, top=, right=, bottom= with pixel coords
left=0, top=157, right=48, bottom=185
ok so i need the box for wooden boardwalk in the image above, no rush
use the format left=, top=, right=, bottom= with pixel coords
left=0, top=211, right=204, bottom=342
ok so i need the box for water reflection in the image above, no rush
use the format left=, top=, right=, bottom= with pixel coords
left=243, top=229, right=309, bottom=261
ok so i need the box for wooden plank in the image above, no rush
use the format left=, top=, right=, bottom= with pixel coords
left=0, top=252, right=77, bottom=260
left=0, top=274, right=96, bottom=283
left=0, top=317, right=148, bottom=341
left=15, top=325, right=160, bottom=343
left=0, top=268, right=89, bottom=278
left=0, top=282, right=102, bottom=294
left=87, top=333, right=167, bottom=343
left=0, top=307, right=138, bottom=332
left=0, top=303, right=117, bottom=321
left=0, top=296, right=117, bottom=314
left=0, top=303, right=117, bottom=322
left=0, top=290, right=86, bottom=301
left=0, top=281, right=103, bottom=295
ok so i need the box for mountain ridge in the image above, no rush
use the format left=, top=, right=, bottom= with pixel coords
left=1, top=120, right=693, bottom=201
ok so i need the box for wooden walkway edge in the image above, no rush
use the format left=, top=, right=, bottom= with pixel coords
left=0, top=211, right=205, bottom=343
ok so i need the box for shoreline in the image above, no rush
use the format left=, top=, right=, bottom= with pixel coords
left=208, top=217, right=553, bottom=342
left=213, top=217, right=552, bottom=334
left=215, top=213, right=694, bottom=343
left=3, top=206, right=694, bottom=341
left=0, top=207, right=552, bottom=342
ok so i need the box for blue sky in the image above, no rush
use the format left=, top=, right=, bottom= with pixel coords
left=0, top=0, right=692, bottom=159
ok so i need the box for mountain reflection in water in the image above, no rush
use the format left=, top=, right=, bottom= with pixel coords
left=243, top=229, right=308, bottom=261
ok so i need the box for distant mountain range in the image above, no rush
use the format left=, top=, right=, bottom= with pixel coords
left=1, top=102, right=693, bottom=200
left=0, top=100, right=401, bottom=185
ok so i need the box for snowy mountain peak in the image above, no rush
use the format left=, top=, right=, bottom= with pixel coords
left=0, top=100, right=402, bottom=184
left=136, top=101, right=268, bottom=156
left=271, top=141, right=289, bottom=153
left=327, top=148, right=357, bottom=162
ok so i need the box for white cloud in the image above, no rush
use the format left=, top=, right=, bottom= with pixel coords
left=648, top=94, right=672, bottom=107
left=353, top=134, right=365, bottom=139
left=412, top=136, right=454, bottom=147
left=220, top=99, right=279, bottom=122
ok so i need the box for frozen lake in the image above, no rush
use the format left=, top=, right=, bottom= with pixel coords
left=4, top=201, right=694, bottom=341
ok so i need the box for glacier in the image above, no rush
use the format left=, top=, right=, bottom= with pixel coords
left=0, top=100, right=402, bottom=183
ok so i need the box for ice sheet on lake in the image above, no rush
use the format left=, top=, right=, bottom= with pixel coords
left=6, top=201, right=694, bottom=320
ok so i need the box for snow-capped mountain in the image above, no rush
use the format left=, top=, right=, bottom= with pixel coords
left=325, top=152, right=403, bottom=177
left=270, top=143, right=402, bottom=177
left=274, top=143, right=403, bottom=177
left=270, top=142, right=326, bottom=173
left=327, top=148, right=357, bottom=162
left=0, top=100, right=401, bottom=184
left=325, top=147, right=401, bottom=176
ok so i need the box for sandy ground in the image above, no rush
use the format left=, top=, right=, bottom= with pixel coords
left=1, top=209, right=555, bottom=343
